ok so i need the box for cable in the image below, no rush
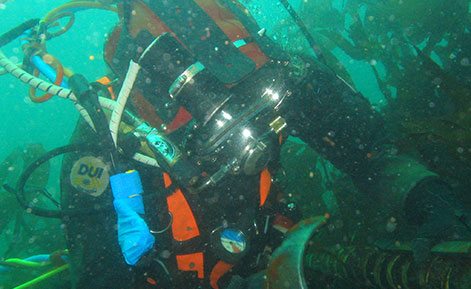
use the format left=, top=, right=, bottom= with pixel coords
left=0, top=19, right=39, bottom=48
left=1, top=46, right=159, bottom=168
left=109, top=36, right=161, bottom=148
left=109, top=60, right=141, bottom=147
left=278, top=0, right=325, bottom=62
left=29, top=55, right=65, bottom=103
left=0, top=50, right=77, bottom=101
left=13, top=264, right=69, bottom=289
left=3, top=144, right=105, bottom=218
left=41, top=1, right=118, bottom=28
left=278, top=0, right=357, bottom=93
left=3, top=140, right=158, bottom=218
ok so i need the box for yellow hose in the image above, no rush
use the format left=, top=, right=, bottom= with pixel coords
left=41, top=1, right=118, bottom=25
left=12, top=264, right=69, bottom=289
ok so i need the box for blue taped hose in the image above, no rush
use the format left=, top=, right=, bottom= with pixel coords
left=20, top=29, right=69, bottom=88
left=24, top=254, right=50, bottom=263
left=31, top=55, right=69, bottom=88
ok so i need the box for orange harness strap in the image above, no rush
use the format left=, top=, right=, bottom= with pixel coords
left=176, top=252, right=205, bottom=279
left=163, top=173, right=204, bottom=278
left=259, top=167, right=271, bottom=207
left=162, top=165, right=273, bottom=285
left=210, top=260, right=235, bottom=289
left=96, top=76, right=116, bottom=100
left=163, top=173, right=200, bottom=241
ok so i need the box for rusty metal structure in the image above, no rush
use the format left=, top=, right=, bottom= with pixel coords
left=263, top=215, right=471, bottom=289
left=304, top=241, right=471, bottom=289
left=265, top=216, right=328, bottom=289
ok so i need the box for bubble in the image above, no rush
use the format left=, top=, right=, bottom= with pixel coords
left=460, top=58, right=470, bottom=66
left=432, top=77, right=442, bottom=85
left=160, top=250, right=171, bottom=259
left=457, top=147, right=464, bottom=153
left=386, top=217, right=397, bottom=232
left=429, top=102, right=435, bottom=108
left=370, top=59, right=377, bottom=66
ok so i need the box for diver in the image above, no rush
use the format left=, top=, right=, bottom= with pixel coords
left=0, top=0, right=469, bottom=288
left=62, top=0, right=471, bottom=288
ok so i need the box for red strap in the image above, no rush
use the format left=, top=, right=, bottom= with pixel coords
left=210, top=260, right=235, bottom=289
left=131, top=90, right=164, bottom=129
left=166, top=106, right=193, bottom=132
left=194, top=0, right=269, bottom=69
left=176, top=252, right=205, bottom=279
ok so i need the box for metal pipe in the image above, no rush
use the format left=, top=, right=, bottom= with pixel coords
left=304, top=242, right=471, bottom=289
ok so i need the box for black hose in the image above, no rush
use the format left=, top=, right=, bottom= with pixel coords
left=3, top=144, right=114, bottom=218
left=0, top=18, right=40, bottom=48
left=4, top=143, right=164, bottom=219
left=69, top=75, right=122, bottom=174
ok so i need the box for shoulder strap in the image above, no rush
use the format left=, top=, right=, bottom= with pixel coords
left=148, top=0, right=255, bottom=84
left=219, top=0, right=289, bottom=61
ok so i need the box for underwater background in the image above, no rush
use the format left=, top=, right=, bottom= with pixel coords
left=1, top=0, right=471, bottom=288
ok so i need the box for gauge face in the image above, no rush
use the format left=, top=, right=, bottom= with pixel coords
left=220, top=229, right=247, bottom=254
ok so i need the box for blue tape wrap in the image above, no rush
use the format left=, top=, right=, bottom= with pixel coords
left=110, top=170, right=145, bottom=214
